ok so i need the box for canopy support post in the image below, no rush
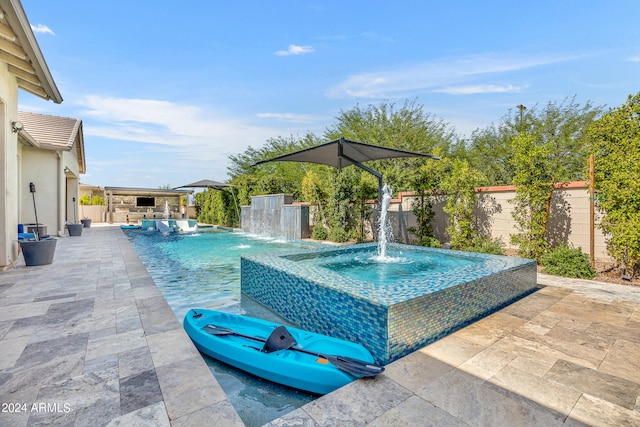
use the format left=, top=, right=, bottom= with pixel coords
left=338, top=138, right=383, bottom=207
left=228, top=186, right=241, bottom=226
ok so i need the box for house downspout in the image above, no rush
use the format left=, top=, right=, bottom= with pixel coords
left=57, top=151, right=64, bottom=236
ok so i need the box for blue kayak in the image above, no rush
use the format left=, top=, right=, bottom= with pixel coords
left=183, top=309, right=383, bottom=394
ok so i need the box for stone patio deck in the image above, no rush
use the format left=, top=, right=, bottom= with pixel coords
left=1, top=225, right=639, bottom=426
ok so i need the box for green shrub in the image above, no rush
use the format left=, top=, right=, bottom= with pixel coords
left=468, top=237, right=505, bottom=255
left=312, top=225, right=328, bottom=241
left=329, top=226, right=349, bottom=243
left=541, top=245, right=596, bottom=279
left=419, top=236, right=441, bottom=248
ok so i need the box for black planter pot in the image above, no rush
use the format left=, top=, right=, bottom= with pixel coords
left=81, top=219, right=92, bottom=228
left=67, top=223, right=83, bottom=236
left=19, top=238, right=57, bottom=266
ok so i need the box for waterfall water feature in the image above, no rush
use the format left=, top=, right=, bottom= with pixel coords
left=163, top=201, right=170, bottom=220
left=376, top=184, right=393, bottom=260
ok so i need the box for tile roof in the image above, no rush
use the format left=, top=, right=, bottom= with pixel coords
left=18, top=110, right=86, bottom=173
left=18, top=110, right=82, bottom=151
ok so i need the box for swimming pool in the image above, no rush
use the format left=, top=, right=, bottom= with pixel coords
left=123, top=228, right=322, bottom=426
left=125, top=228, right=536, bottom=422
left=124, top=228, right=319, bottom=319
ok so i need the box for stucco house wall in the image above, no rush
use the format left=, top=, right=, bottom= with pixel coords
left=19, top=146, right=59, bottom=233
left=18, top=113, right=85, bottom=236
left=0, top=0, right=64, bottom=268
left=0, top=61, right=21, bottom=266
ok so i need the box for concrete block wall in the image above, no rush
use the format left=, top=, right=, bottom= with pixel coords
left=374, top=181, right=610, bottom=261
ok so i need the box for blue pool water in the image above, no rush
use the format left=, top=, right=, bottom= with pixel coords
left=125, top=228, right=318, bottom=320
left=124, top=228, right=321, bottom=426
left=293, top=247, right=479, bottom=286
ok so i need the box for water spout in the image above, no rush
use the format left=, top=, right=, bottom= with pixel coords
left=163, top=201, right=170, bottom=220
left=377, top=184, right=393, bottom=259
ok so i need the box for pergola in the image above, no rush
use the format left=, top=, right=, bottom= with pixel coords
left=104, top=186, right=192, bottom=223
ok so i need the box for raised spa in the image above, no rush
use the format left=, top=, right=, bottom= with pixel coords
left=241, top=242, right=537, bottom=364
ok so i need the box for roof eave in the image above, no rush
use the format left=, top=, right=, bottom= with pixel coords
left=71, top=120, right=86, bottom=174
left=2, top=0, right=62, bottom=103
left=17, top=128, right=40, bottom=147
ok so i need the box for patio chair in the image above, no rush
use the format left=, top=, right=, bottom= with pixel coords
left=176, top=219, right=197, bottom=233
left=156, top=220, right=174, bottom=233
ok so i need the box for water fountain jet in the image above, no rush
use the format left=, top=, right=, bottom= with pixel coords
left=375, top=184, right=394, bottom=260
left=163, top=201, right=170, bottom=220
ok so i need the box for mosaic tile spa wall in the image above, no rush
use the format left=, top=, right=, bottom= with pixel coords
left=241, top=243, right=537, bottom=364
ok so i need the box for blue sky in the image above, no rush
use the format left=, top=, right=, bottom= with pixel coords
left=19, top=1, right=640, bottom=189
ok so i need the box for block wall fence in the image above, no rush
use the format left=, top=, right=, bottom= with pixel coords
left=304, top=181, right=609, bottom=261
left=362, top=181, right=610, bottom=261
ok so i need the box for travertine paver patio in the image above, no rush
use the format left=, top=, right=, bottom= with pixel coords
left=0, top=225, right=242, bottom=426
left=1, top=225, right=639, bottom=426
left=269, top=275, right=640, bottom=426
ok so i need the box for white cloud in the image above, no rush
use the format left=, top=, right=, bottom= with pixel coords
left=274, top=44, right=315, bottom=56
left=31, top=24, right=55, bottom=35
left=77, top=95, right=281, bottom=162
left=256, top=112, right=319, bottom=123
left=435, top=84, right=524, bottom=95
left=628, top=56, right=640, bottom=62
left=327, top=53, right=574, bottom=99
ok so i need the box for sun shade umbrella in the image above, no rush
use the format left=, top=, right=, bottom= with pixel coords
left=174, top=179, right=233, bottom=190
left=252, top=137, right=440, bottom=204
left=173, top=179, right=240, bottom=221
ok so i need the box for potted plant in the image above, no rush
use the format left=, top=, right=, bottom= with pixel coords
left=19, top=182, right=57, bottom=266
left=67, top=196, right=83, bottom=236
left=81, top=218, right=92, bottom=228
left=67, top=222, right=83, bottom=236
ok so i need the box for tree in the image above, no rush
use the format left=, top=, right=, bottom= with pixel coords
left=441, top=159, right=487, bottom=250
left=509, top=132, right=554, bottom=261
left=196, top=189, right=238, bottom=227
left=325, top=99, right=456, bottom=194
left=465, top=122, right=516, bottom=185
left=228, top=133, right=325, bottom=202
left=465, top=97, right=602, bottom=186
left=406, top=155, right=450, bottom=246
left=79, top=193, right=105, bottom=206
left=325, top=168, right=377, bottom=243
left=527, top=97, right=603, bottom=182
left=586, top=93, right=640, bottom=277
left=301, top=169, right=331, bottom=233
left=323, top=99, right=454, bottom=241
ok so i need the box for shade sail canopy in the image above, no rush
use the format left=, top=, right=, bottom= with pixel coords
left=252, top=137, right=439, bottom=169
left=173, top=179, right=233, bottom=190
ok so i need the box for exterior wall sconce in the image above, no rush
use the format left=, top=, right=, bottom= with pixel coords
left=12, top=121, right=24, bottom=133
